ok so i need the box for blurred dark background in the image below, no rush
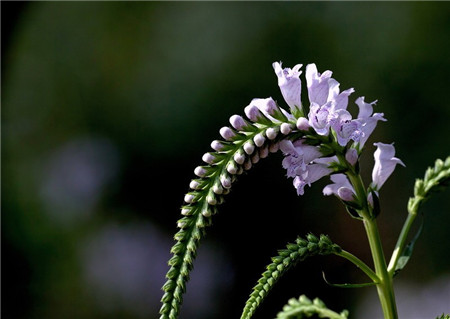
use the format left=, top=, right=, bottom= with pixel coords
left=2, top=2, right=450, bottom=319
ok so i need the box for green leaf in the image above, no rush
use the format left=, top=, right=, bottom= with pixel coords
left=394, top=215, right=424, bottom=276
left=436, top=314, right=450, bottom=319
left=240, top=234, right=341, bottom=319
left=322, top=272, right=377, bottom=288
left=275, top=295, right=349, bottom=319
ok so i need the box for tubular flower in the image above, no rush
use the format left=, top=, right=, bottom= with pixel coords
left=372, top=143, right=405, bottom=190
left=273, top=62, right=303, bottom=111
left=280, top=140, right=322, bottom=178
left=355, top=97, right=387, bottom=147
left=323, top=174, right=354, bottom=198
left=293, top=158, right=336, bottom=196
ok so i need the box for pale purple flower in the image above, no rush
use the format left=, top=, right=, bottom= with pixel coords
left=331, top=109, right=363, bottom=146
left=372, top=143, right=405, bottom=190
left=308, top=101, right=333, bottom=135
left=273, top=62, right=303, bottom=110
left=323, top=174, right=355, bottom=201
left=345, top=148, right=358, bottom=166
left=334, top=88, right=355, bottom=111
left=355, top=97, right=387, bottom=147
left=280, top=139, right=322, bottom=178
left=245, top=97, right=281, bottom=122
left=305, top=63, right=334, bottom=106
left=293, top=157, right=336, bottom=195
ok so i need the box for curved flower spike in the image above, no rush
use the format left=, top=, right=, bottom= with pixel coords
left=273, top=62, right=303, bottom=111
left=372, top=142, right=405, bottom=190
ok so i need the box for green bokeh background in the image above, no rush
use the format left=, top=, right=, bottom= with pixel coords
left=3, top=2, right=450, bottom=319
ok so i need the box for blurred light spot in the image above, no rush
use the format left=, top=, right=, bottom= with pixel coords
left=356, top=276, right=450, bottom=318
left=80, top=222, right=234, bottom=318
left=40, top=137, right=119, bottom=225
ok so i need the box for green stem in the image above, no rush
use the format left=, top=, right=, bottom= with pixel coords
left=345, top=171, right=398, bottom=319
left=335, top=250, right=379, bottom=283
left=387, top=212, right=416, bottom=275
left=363, top=218, right=398, bottom=319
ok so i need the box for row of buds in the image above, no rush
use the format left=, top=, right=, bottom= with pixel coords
left=179, top=100, right=308, bottom=226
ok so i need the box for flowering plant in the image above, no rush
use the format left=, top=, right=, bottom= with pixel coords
left=160, top=62, right=450, bottom=319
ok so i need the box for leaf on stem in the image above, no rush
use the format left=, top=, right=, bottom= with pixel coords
left=322, top=271, right=377, bottom=288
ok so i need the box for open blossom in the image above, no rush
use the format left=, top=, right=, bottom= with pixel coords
left=273, top=62, right=303, bottom=110
left=323, top=174, right=353, bottom=197
left=293, top=157, right=336, bottom=195
left=280, top=140, right=322, bottom=178
left=355, top=97, right=387, bottom=147
left=372, top=143, right=405, bottom=190
left=302, top=63, right=385, bottom=148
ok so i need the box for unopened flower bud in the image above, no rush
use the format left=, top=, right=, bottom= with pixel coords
left=220, top=174, right=232, bottom=189
left=189, top=180, right=200, bottom=190
left=254, top=133, right=265, bottom=147
left=296, top=117, right=310, bottom=131
left=345, top=148, right=358, bottom=166
left=269, top=142, right=279, bottom=153
left=227, top=161, right=238, bottom=174
left=234, top=152, right=245, bottom=165
left=177, top=221, right=187, bottom=228
left=244, top=104, right=263, bottom=122
left=229, top=115, right=247, bottom=130
left=194, top=166, right=207, bottom=177
left=244, top=159, right=252, bottom=170
left=184, top=194, right=195, bottom=203
left=202, top=208, right=212, bottom=217
left=261, top=98, right=278, bottom=116
left=207, top=193, right=217, bottom=205
left=251, top=152, right=260, bottom=164
left=202, top=152, right=215, bottom=164
left=337, top=187, right=355, bottom=202
left=243, top=142, right=255, bottom=155
left=211, top=140, right=224, bottom=151
left=266, top=127, right=278, bottom=140
left=213, top=182, right=223, bottom=195
left=181, top=207, right=193, bottom=216
left=280, top=123, right=292, bottom=135
left=220, top=127, right=236, bottom=141
left=259, top=146, right=269, bottom=159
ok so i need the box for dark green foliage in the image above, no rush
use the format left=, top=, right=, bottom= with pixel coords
left=275, top=295, right=349, bottom=319
left=436, top=314, right=450, bottom=319
left=240, top=234, right=341, bottom=319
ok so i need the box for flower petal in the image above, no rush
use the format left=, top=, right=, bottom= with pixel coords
left=372, top=143, right=405, bottom=190
left=306, top=63, right=333, bottom=106
left=273, top=61, right=303, bottom=110
left=323, top=173, right=353, bottom=196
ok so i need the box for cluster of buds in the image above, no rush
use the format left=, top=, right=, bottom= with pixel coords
left=178, top=61, right=405, bottom=227
left=177, top=76, right=309, bottom=228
